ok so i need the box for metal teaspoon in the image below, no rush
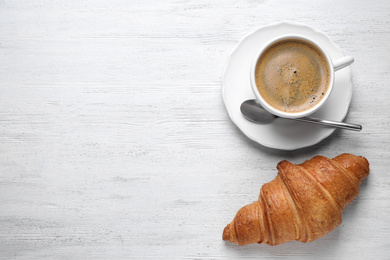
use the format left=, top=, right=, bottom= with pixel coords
left=240, top=99, right=362, bottom=131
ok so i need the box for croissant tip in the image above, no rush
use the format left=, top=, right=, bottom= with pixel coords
left=222, top=224, right=230, bottom=241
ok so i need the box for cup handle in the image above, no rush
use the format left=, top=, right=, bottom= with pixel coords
left=333, top=56, right=354, bottom=71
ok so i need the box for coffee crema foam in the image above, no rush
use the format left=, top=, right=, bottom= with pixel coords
left=255, top=39, right=330, bottom=113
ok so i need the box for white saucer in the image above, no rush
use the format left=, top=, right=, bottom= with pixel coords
left=222, top=22, right=353, bottom=150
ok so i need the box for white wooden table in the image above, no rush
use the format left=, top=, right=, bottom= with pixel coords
left=1, top=1, right=389, bottom=259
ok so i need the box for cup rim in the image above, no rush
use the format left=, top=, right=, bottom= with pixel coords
left=250, top=34, right=335, bottom=119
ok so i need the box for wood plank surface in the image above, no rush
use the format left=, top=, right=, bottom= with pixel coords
left=0, top=0, right=389, bottom=259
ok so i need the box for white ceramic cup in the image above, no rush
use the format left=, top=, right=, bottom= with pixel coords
left=250, top=35, right=354, bottom=119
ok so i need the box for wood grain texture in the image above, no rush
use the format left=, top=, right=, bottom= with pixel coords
left=0, top=0, right=389, bottom=259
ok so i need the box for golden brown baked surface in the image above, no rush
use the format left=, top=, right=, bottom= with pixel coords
left=222, top=153, right=370, bottom=246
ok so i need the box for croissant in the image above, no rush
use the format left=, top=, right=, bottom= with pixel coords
left=223, top=153, right=369, bottom=246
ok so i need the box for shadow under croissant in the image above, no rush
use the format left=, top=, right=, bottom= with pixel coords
left=223, top=229, right=343, bottom=256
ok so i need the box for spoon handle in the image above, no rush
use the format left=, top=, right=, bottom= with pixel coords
left=292, top=117, right=362, bottom=131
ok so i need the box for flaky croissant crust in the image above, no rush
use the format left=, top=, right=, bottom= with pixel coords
left=223, top=153, right=369, bottom=246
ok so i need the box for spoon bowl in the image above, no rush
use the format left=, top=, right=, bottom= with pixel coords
left=240, top=99, right=276, bottom=124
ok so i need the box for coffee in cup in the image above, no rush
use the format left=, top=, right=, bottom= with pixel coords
left=250, top=35, right=354, bottom=119
left=254, top=39, right=330, bottom=113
